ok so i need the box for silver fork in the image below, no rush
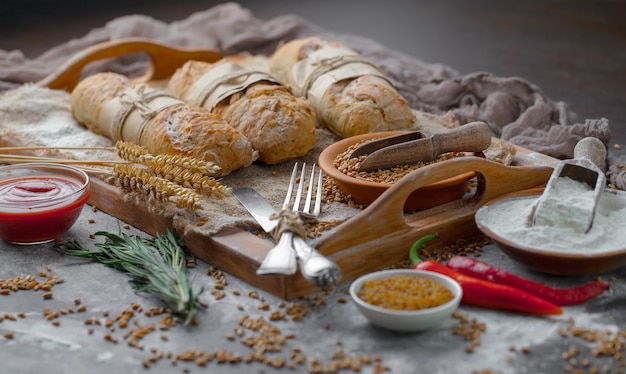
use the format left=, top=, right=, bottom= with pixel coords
left=255, top=164, right=301, bottom=276
left=286, top=163, right=342, bottom=288
left=257, top=162, right=320, bottom=276
left=257, top=163, right=341, bottom=287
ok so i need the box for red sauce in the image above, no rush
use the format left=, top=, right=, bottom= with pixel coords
left=0, top=176, right=89, bottom=244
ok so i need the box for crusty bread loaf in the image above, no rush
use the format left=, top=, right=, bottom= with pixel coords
left=167, top=58, right=317, bottom=164
left=70, top=72, right=258, bottom=176
left=69, top=72, right=129, bottom=136
left=269, top=37, right=416, bottom=139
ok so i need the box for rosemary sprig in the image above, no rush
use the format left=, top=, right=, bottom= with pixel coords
left=55, top=230, right=203, bottom=325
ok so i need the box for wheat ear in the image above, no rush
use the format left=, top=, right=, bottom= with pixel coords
left=115, top=141, right=221, bottom=175
left=149, top=163, right=231, bottom=199
left=114, top=164, right=203, bottom=210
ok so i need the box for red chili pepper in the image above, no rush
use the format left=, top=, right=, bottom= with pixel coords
left=409, top=234, right=562, bottom=315
left=446, top=256, right=610, bottom=306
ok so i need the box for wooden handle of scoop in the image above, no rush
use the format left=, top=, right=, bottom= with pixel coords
left=573, top=137, right=607, bottom=171
left=429, top=121, right=493, bottom=156
left=37, top=37, right=223, bottom=92
left=358, top=121, right=492, bottom=172
left=317, top=156, right=554, bottom=256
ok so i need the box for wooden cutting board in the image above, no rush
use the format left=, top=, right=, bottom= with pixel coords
left=14, top=38, right=559, bottom=299
left=97, top=150, right=556, bottom=299
left=0, top=136, right=557, bottom=300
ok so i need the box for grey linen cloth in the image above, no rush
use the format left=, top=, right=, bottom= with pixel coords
left=0, top=3, right=614, bottom=170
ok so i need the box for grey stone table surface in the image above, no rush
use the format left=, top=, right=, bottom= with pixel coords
left=1, top=201, right=625, bottom=374
left=2, top=1, right=626, bottom=373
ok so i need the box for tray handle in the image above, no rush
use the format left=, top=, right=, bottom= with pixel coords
left=316, top=156, right=553, bottom=255
left=37, top=37, right=223, bottom=92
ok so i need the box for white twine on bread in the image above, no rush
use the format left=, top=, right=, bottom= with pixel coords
left=182, top=61, right=281, bottom=110
left=100, top=84, right=182, bottom=143
left=290, top=45, right=388, bottom=114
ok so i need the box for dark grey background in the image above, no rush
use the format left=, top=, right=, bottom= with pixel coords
left=1, top=3, right=626, bottom=373
left=1, top=0, right=625, bottom=152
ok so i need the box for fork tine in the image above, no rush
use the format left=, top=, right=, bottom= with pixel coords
left=313, top=166, right=323, bottom=216
left=286, top=162, right=323, bottom=217
left=292, top=162, right=307, bottom=212
left=283, top=162, right=299, bottom=210
left=303, top=164, right=316, bottom=215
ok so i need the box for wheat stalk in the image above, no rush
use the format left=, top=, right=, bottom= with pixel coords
left=115, top=140, right=150, bottom=164
left=115, top=141, right=221, bottom=175
left=115, top=141, right=228, bottom=199
left=114, top=164, right=203, bottom=210
left=0, top=146, right=115, bottom=152
left=149, top=163, right=231, bottom=199
left=0, top=153, right=121, bottom=166
left=0, top=141, right=230, bottom=207
left=0, top=155, right=121, bottom=177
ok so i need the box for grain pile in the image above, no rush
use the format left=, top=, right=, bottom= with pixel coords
left=1, top=240, right=622, bottom=373
left=0, top=264, right=62, bottom=296
left=0, top=263, right=392, bottom=373
left=452, top=311, right=487, bottom=354
left=557, top=317, right=626, bottom=373
left=333, top=141, right=466, bottom=185
left=415, top=235, right=492, bottom=263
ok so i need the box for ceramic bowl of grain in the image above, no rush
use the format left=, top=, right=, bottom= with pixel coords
left=318, top=131, right=476, bottom=211
left=349, top=269, right=462, bottom=332
left=475, top=189, right=626, bottom=276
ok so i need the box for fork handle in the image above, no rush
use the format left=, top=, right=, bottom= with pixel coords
left=292, top=236, right=342, bottom=288
left=256, top=232, right=298, bottom=275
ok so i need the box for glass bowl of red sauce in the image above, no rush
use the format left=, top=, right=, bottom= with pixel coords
left=0, top=163, right=90, bottom=245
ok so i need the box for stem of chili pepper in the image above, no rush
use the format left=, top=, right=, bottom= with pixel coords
left=446, top=256, right=610, bottom=306
left=409, top=235, right=562, bottom=315
left=408, top=233, right=439, bottom=266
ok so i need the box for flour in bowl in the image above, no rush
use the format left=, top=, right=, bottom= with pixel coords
left=477, top=184, right=626, bottom=254
left=532, top=176, right=598, bottom=233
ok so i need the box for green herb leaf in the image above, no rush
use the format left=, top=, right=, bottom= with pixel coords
left=55, top=229, right=203, bottom=325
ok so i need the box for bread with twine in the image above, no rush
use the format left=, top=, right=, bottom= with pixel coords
left=70, top=72, right=258, bottom=176
left=269, top=37, right=416, bottom=139
left=167, top=56, right=317, bottom=164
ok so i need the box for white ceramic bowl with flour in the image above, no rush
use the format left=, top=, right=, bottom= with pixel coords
left=475, top=188, right=626, bottom=276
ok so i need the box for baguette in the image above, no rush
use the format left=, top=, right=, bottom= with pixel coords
left=70, top=72, right=257, bottom=176
left=167, top=57, right=317, bottom=164
left=269, top=37, right=416, bottom=139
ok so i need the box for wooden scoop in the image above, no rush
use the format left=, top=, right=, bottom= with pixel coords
left=528, top=137, right=607, bottom=233
left=350, top=121, right=492, bottom=172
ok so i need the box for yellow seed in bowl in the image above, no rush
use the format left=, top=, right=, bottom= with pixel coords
left=357, top=275, right=453, bottom=311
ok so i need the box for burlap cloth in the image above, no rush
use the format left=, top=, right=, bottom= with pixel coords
left=0, top=2, right=623, bottom=238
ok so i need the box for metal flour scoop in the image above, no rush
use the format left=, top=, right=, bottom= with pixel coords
left=528, top=137, right=607, bottom=233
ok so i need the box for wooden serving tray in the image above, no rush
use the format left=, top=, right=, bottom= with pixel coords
left=21, top=38, right=560, bottom=299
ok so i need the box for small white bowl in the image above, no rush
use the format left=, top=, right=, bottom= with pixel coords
left=349, top=269, right=462, bottom=332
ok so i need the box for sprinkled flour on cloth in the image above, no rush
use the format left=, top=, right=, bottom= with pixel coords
left=0, top=84, right=117, bottom=162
